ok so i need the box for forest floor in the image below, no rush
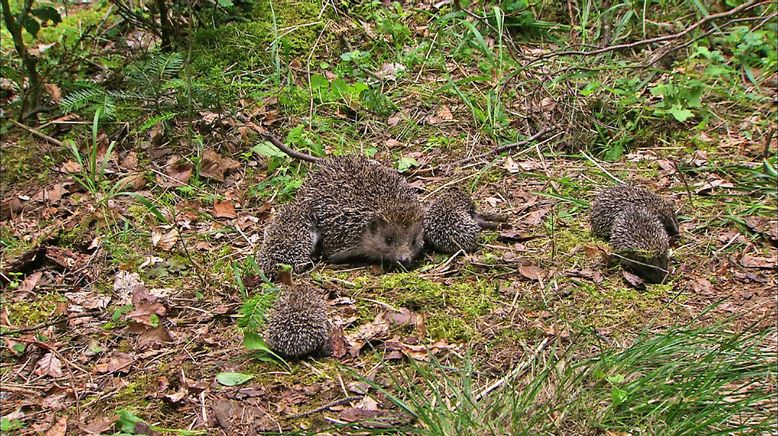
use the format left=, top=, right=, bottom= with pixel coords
left=1, top=0, right=776, bottom=434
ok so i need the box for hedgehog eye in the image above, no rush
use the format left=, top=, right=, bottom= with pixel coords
left=384, top=236, right=394, bottom=245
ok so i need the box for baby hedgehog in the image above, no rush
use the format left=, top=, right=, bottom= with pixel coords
left=590, top=185, right=679, bottom=241
left=264, top=280, right=331, bottom=359
left=610, top=204, right=670, bottom=284
left=258, top=200, right=318, bottom=280
left=423, top=188, right=504, bottom=253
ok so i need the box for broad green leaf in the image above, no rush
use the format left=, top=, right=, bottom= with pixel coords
left=668, top=105, right=694, bottom=122
left=216, top=372, right=254, bottom=386
left=251, top=142, right=287, bottom=158
left=243, top=330, right=269, bottom=350
left=310, top=73, right=328, bottom=90
left=397, top=157, right=419, bottom=173
left=217, top=0, right=233, bottom=7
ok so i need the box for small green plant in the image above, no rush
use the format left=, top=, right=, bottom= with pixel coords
left=649, top=76, right=705, bottom=122
left=67, top=109, right=117, bottom=196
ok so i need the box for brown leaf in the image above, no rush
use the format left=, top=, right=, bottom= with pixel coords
left=17, top=271, right=43, bottom=295
left=329, top=326, right=349, bottom=359
left=622, top=270, right=646, bottom=290
left=1, top=196, right=24, bottom=220
left=157, top=156, right=192, bottom=188
left=740, top=254, right=777, bottom=269
left=344, top=312, right=392, bottom=357
left=35, top=352, right=63, bottom=378
left=60, top=160, right=82, bottom=174
left=84, top=416, right=117, bottom=435
left=106, top=352, right=134, bottom=373
left=137, top=325, right=173, bottom=349
left=32, top=183, right=67, bottom=203
left=387, top=112, right=403, bottom=126
left=120, top=151, right=139, bottom=170
left=44, top=415, right=67, bottom=436
left=200, top=149, right=241, bottom=182
left=126, top=285, right=167, bottom=326
left=44, top=84, right=62, bottom=104
left=519, top=264, right=545, bottom=281
left=151, top=227, right=178, bottom=251
left=213, top=200, right=237, bottom=219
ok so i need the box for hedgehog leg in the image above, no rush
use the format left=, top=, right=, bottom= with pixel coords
left=474, top=213, right=507, bottom=230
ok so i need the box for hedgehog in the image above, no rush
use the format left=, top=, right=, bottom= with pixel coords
left=294, top=155, right=425, bottom=269
left=610, top=204, right=671, bottom=284
left=590, top=185, right=679, bottom=241
left=257, top=200, right=319, bottom=280
left=264, top=278, right=331, bottom=359
left=423, top=188, right=505, bottom=254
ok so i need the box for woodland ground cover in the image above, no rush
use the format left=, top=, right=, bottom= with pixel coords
left=0, top=0, right=776, bottom=434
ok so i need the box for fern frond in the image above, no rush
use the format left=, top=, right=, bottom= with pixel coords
left=60, top=87, right=107, bottom=114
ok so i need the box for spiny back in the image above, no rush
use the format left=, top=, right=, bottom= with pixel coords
left=265, top=285, right=330, bottom=359
left=296, top=156, right=425, bottom=264
left=611, top=205, right=670, bottom=284
left=590, top=185, right=678, bottom=240
left=424, top=188, right=481, bottom=253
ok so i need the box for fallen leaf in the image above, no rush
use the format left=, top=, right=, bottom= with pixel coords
left=213, top=200, right=237, bottom=219
left=157, top=156, right=192, bottom=188
left=126, top=284, right=167, bottom=326
left=622, top=270, right=646, bottom=290
left=426, top=105, right=453, bottom=124
left=740, top=254, right=777, bottom=269
left=120, top=151, right=138, bottom=170
left=32, top=183, right=67, bottom=203
left=44, top=415, right=67, bottom=436
left=519, top=264, right=545, bottom=281
left=151, top=227, right=178, bottom=251
left=44, top=84, right=62, bottom=104
left=35, top=352, right=63, bottom=378
left=200, top=149, right=241, bottom=182
left=344, top=312, right=392, bottom=357
left=17, top=271, right=43, bottom=295
left=114, top=271, right=144, bottom=305
left=45, top=246, right=90, bottom=270
left=743, top=216, right=778, bottom=245
left=84, top=416, right=117, bottom=435
left=387, top=112, right=403, bottom=126
left=522, top=208, right=549, bottom=227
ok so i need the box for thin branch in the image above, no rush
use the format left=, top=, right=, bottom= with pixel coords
left=442, top=128, right=557, bottom=170
left=9, top=119, right=64, bottom=147
left=529, top=0, right=767, bottom=63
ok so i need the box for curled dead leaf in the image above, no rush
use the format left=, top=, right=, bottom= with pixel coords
left=213, top=200, right=237, bottom=219
left=35, top=352, right=63, bottom=378
left=200, top=149, right=241, bottom=182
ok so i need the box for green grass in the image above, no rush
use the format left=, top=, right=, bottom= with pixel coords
left=367, top=314, right=777, bottom=435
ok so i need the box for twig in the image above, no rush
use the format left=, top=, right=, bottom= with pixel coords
left=672, top=160, right=694, bottom=210
left=9, top=119, right=64, bottom=147
left=529, top=0, right=766, bottom=63
left=0, top=312, right=96, bottom=335
left=472, top=337, right=551, bottom=403
left=284, top=395, right=363, bottom=420
left=441, top=128, right=556, bottom=170
left=580, top=151, right=623, bottom=184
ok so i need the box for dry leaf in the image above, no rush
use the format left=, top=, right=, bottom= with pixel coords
left=375, top=62, right=406, bottom=80
left=84, top=416, right=117, bottom=435
left=114, top=271, right=144, bottom=305
left=151, top=227, right=177, bottom=251
left=44, top=415, right=67, bottom=436
left=35, top=352, right=63, bottom=378
left=200, top=149, right=241, bottom=182
left=17, top=271, right=43, bottom=294
left=1, top=196, right=24, bottom=220
left=44, top=84, right=62, bottom=104
left=157, top=156, right=193, bottom=188
left=622, top=270, right=646, bottom=289
left=740, top=254, right=777, bottom=269
left=519, top=264, right=545, bottom=281
left=66, top=291, right=111, bottom=312
left=213, top=200, right=237, bottom=219
left=60, top=160, right=82, bottom=173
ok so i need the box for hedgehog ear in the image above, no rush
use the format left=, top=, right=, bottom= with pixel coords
left=368, top=215, right=386, bottom=233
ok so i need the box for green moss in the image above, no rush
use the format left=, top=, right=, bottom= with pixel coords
left=5, top=293, right=67, bottom=326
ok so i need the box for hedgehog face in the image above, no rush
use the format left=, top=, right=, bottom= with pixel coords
left=621, top=250, right=670, bottom=284
left=363, top=210, right=425, bottom=268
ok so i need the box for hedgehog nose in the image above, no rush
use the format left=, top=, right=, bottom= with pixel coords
left=398, top=256, right=412, bottom=267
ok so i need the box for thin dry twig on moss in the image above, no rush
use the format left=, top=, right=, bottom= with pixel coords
left=529, top=0, right=769, bottom=63
left=441, top=127, right=558, bottom=170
